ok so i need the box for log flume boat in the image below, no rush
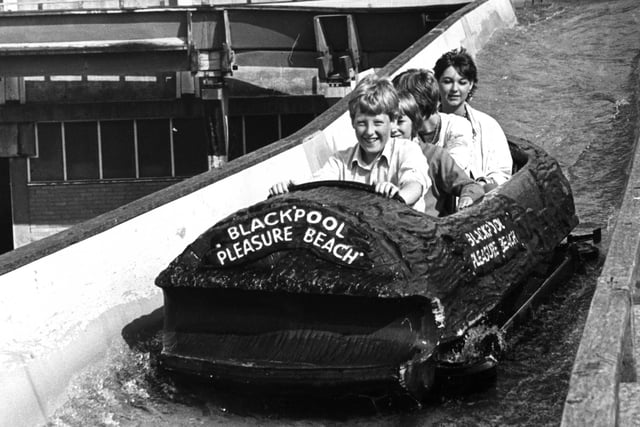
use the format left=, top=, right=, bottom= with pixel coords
left=154, top=135, right=585, bottom=398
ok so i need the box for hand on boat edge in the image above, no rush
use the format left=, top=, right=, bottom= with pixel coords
left=374, top=181, right=400, bottom=200
left=268, top=179, right=295, bottom=197
left=458, top=196, right=474, bottom=210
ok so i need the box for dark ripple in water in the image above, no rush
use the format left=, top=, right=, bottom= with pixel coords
left=48, top=0, right=639, bottom=425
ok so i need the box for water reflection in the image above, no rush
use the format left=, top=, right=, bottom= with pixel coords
left=48, top=0, right=638, bottom=425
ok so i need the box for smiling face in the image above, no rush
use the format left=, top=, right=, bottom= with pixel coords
left=352, top=108, right=393, bottom=164
left=438, top=65, right=474, bottom=114
left=392, top=114, right=413, bottom=139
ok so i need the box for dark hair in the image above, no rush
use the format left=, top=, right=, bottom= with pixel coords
left=348, top=74, right=399, bottom=121
left=396, top=90, right=423, bottom=139
left=392, top=68, right=439, bottom=118
left=433, top=47, right=478, bottom=99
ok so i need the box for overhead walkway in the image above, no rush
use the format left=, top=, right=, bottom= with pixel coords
left=0, top=0, right=518, bottom=425
left=0, top=1, right=463, bottom=76
left=0, top=0, right=315, bottom=12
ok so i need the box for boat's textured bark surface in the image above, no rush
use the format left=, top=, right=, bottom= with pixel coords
left=157, top=137, right=576, bottom=340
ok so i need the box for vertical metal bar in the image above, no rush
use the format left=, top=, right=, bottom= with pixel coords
left=220, top=9, right=233, bottom=159
left=28, top=123, right=37, bottom=183
left=220, top=86, right=229, bottom=159
left=61, top=122, right=67, bottom=181
left=186, top=11, right=197, bottom=73
left=169, top=118, right=175, bottom=177
left=278, top=114, right=282, bottom=140
left=133, top=120, right=139, bottom=179
left=346, top=15, right=361, bottom=73
left=97, top=121, right=103, bottom=179
left=241, top=115, right=246, bottom=155
left=223, top=10, right=233, bottom=52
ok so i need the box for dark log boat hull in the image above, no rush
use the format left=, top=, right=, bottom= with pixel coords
left=155, top=136, right=578, bottom=396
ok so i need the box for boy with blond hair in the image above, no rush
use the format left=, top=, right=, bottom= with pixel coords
left=270, top=75, right=431, bottom=211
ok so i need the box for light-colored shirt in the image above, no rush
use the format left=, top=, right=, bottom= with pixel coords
left=465, top=103, right=513, bottom=185
left=435, top=112, right=474, bottom=176
left=313, top=137, right=431, bottom=211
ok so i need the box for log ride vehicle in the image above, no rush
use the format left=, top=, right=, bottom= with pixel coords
left=154, top=136, right=597, bottom=399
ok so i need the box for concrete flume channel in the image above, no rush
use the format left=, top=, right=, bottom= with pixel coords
left=2, top=0, right=629, bottom=424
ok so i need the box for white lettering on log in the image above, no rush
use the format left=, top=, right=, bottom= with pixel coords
left=215, top=207, right=362, bottom=266
left=466, top=218, right=521, bottom=270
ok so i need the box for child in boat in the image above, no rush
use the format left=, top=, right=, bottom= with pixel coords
left=392, top=68, right=474, bottom=178
left=269, top=74, right=431, bottom=211
left=393, top=89, right=484, bottom=216
left=434, top=48, right=512, bottom=189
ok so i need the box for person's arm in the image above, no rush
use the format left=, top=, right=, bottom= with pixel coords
left=458, top=196, right=473, bottom=210
left=433, top=145, right=484, bottom=210
left=387, top=140, right=430, bottom=210
left=458, top=181, right=484, bottom=209
left=372, top=180, right=423, bottom=206
left=478, top=116, right=512, bottom=186
left=398, top=140, right=431, bottom=189
left=475, top=177, right=499, bottom=193
left=398, top=180, right=423, bottom=205
left=442, top=115, right=473, bottom=176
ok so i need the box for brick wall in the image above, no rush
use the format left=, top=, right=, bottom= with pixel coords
left=27, top=178, right=182, bottom=225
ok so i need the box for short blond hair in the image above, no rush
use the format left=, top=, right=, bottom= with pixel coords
left=348, top=75, right=399, bottom=121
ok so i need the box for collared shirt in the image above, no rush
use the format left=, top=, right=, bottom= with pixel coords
left=312, top=137, right=431, bottom=211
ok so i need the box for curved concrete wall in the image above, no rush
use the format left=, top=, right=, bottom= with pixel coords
left=0, top=1, right=516, bottom=425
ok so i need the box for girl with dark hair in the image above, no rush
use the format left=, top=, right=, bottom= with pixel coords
left=434, top=48, right=512, bottom=189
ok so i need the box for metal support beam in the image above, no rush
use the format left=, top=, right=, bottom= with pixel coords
left=0, top=9, right=230, bottom=76
left=313, top=14, right=361, bottom=84
left=0, top=4, right=461, bottom=77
